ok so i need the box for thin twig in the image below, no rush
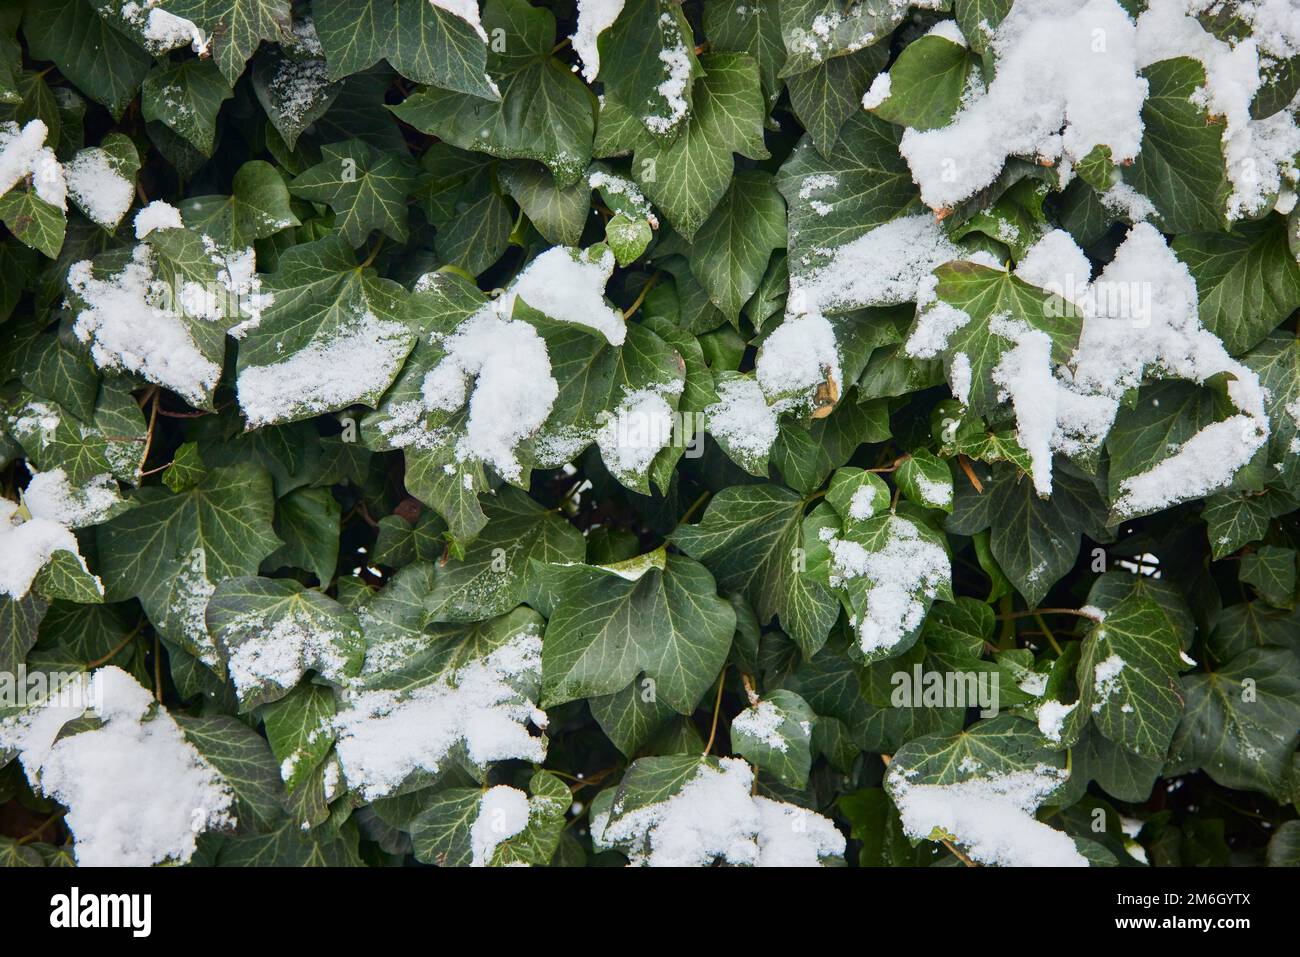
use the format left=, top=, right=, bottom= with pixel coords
left=996, top=607, right=1104, bottom=622
left=702, top=669, right=727, bottom=756
left=17, top=810, right=65, bottom=845
left=1033, top=611, right=1064, bottom=655
left=622, top=272, right=661, bottom=321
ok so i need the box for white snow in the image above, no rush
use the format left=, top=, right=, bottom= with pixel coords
left=237, top=310, right=410, bottom=428
left=134, top=200, right=183, bottom=238
left=22, top=469, right=121, bottom=529
left=755, top=313, right=841, bottom=410
left=1091, top=653, right=1125, bottom=711
left=1135, top=0, right=1300, bottom=221
left=1036, top=699, right=1078, bottom=742
left=0, top=504, right=85, bottom=600
left=705, top=375, right=779, bottom=464
left=69, top=245, right=220, bottom=405
left=0, top=666, right=234, bottom=867
left=216, top=607, right=355, bottom=703
left=120, top=1, right=209, bottom=55
left=0, top=492, right=103, bottom=601
left=420, top=306, right=558, bottom=482
left=913, top=470, right=953, bottom=508
left=642, top=12, right=693, bottom=136
left=400, top=247, right=625, bottom=480
left=899, top=0, right=1149, bottom=210
left=332, top=626, right=547, bottom=800
left=596, top=388, right=677, bottom=480
left=823, top=514, right=950, bottom=655
left=571, top=0, right=626, bottom=82
left=65, top=146, right=136, bottom=229
left=848, top=483, right=879, bottom=521
left=789, top=213, right=963, bottom=314
left=501, top=246, right=627, bottom=346
left=941, top=224, right=1269, bottom=506
left=470, top=785, right=532, bottom=866
left=861, top=73, right=891, bottom=110
left=889, top=762, right=1087, bottom=866
left=0, top=120, right=53, bottom=199
left=429, top=0, right=488, bottom=41
left=0, top=118, right=63, bottom=210
left=596, top=757, right=844, bottom=867
left=732, top=700, right=788, bottom=752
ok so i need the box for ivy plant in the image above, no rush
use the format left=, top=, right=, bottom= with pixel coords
left=1, top=0, right=1299, bottom=869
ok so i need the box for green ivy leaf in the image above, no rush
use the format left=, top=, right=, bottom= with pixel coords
left=96, top=463, right=282, bottom=668
left=730, top=688, right=816, bottom=788
left=314, top=0, right=497, bottom=99
left=1124, top=57, right=1231, bottom=233
left=1169, top=647, right=1300, bottom=801
left=672, top=484, right=839, bottom=658
left=206, top=576, right=366, bottom=709
left=1174, top=215, right=1300, bottom=356
left=290, top=140, right=417, bottom=247
left=235, top=233, right=415, bottom=427
left=160, top=0, right=292, bottom=86
left=867, top=31, right=974, bottom=132
left=141, top=58, right=233, bottom=157
left=538, top=550, right=734, bottom=714
left=389, top=0, right=594, bottom=188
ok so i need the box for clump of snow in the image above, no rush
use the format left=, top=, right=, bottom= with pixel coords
left=596, top=758, right=844, bottom=866
left=1135, top=0, right=1300, bottom=221
left=65, top=146, right=136, bottom=229
left=905, top=271, right=975, bottom=359
left=237, top=310, right=409, bottom=428
left=861, top=73, right=891, bottom=110
left=69, top=245, right=221, bottom=405
left=755, top=313, right=841, bottom=411
left=571, top=0, right=626, bottom=82
left=1036, top=699, right=1077, bottom=742
left=1014, top=228, right=1092, bottom=292
left=120, top=1, right=209, bottom=55
left=950, top=353, right=973, bottom=405
left=0, top=666, right=234, bottom=867
left=0, top=489, right=103, bottom=600
left=899, top=0, right=1148, bottom=210
left=848, top=483, right=878, bottom=521
left=596, top=387, right=678, bottom=480
left=400, top=248, right=625, bottom=480
left=927, top=223, right=1269, bottom=505
left=1091, top=653, right=1125, bottom=711
left=913, top=470, right=953, bottom=508
left=789, top=214, right=963, bottom=315
left=22, top=469, right=121, bottom=528
left=732, top=700, right=788, bottom=752
left=216, top=607, right=356, bottom=703
left=420, top=307, right=558, bottom=482
left=332, top=627, right=547, bottom=800
left=470, top=785, right=532, bottom=866
left=506, top=246, right=626, bottom=345
left=888, top=762, right=1086, bottom=866
left=926, top=19, right=968, bottom=46
left=134, top=200, right=183, bottom=238
left=430, top=0, right=489, bottom=42
left=643, top=12, right=693, bottom=136
left=0, top=119, right=63, bottom=209
left=1018, top=670, right=1049, bottom=696
left=705, top=376, right=779, bottom=463
left=823, top=515, right=950, bottom=655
